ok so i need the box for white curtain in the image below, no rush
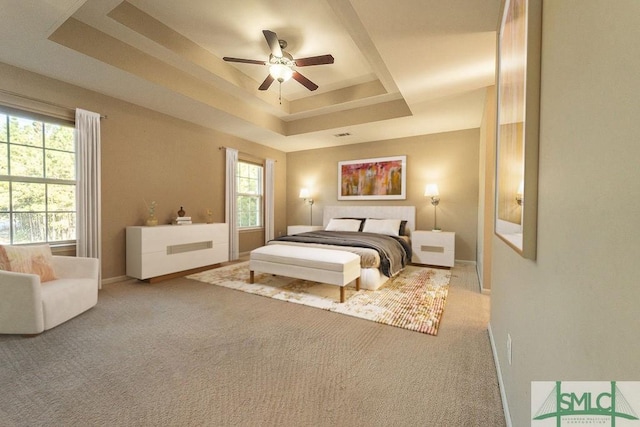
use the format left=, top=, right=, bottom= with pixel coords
left=225, top=148, right=239, bottom=260
left=75, top=109, right=102, bottom=286
left=264, top=159, right=275, bottom=244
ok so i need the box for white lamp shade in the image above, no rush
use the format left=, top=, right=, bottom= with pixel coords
left=516, top=181, right=524, bottom=196
left=269, top=63, right=293, bottom=82
left=299, top=188, right=310, bottom=199
left=424, top=183, right=439, bottom=197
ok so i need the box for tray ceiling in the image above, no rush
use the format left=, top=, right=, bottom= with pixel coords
left=0, top=0, right=501, bottom=152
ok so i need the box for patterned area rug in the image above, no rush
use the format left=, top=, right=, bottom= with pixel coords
left=188, top=262, right=451, bottom=336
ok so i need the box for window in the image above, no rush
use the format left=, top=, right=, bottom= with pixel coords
left=236, top=161, right=263, bottom=229
left=0, top=112, right=76, bottom=245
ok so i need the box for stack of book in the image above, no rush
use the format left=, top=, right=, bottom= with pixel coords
left=174, top=216, right=192, bottom=225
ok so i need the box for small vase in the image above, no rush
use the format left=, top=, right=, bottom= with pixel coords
left=146, top=216, right=158, bottom=226
left=177, top=206, right=185, bottom=217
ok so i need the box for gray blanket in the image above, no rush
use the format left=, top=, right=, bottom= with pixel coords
left=271, top=231, right=412, bottom=277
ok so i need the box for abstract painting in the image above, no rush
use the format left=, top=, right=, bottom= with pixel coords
left=338, top=156, right=406, bottom=200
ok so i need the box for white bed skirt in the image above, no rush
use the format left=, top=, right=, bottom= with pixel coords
left=360, top=267, right=389, bottom=290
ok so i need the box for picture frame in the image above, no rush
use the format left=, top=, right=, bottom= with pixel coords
left=338, top=155, right=406, bottom=200
left=494, top=0, right=541, bottom=260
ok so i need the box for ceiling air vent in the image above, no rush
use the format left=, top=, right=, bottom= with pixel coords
left=333, top=132, right=351, bottom=138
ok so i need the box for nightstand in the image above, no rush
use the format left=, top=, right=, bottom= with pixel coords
left=287, top=225, right=323, bottom=235
left=411, top=230, right=455, bottom=267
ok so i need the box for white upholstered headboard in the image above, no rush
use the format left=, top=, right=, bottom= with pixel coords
left=322, top=206, right=416, bottom=233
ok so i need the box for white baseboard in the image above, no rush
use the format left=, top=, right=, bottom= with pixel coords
left=475, top=263, right=492, bottom=295
left=101, top=275, right=133, bottom=286
left=488, top=323, right=512, bottom=427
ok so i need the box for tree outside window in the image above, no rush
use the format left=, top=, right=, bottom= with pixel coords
left=0, top=112, right=76, bottom=245
left=236, top=161, right=263, bottom=229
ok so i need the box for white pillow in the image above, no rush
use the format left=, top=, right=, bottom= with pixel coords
left=362, top=218, right=402, bottom=236
left=325, top=218, right=362, bottom=232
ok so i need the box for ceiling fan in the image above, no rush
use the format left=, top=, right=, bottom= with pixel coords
left=223, top=30, right=334, bottom=93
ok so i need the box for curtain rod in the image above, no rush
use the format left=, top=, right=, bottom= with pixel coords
left=218, top=146, right=277, bottom=162
left=0, top=89, right=107, bottom=119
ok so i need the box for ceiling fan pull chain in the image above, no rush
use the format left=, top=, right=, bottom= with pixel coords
left=279, top=82, right=282, bottom=105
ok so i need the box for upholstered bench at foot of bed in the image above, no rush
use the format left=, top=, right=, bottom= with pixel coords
left=249, top=244, right=361, bottom=303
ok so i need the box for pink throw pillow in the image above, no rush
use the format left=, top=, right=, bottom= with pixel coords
left=0, top=244, right=57, bottom=282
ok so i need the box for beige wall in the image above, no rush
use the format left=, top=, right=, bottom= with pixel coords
left=286, top=129, right=480, bottom=261
left=490, top=2, right=640, bottom=426
left=0, top=62, right=288, bottom=280
left=477, top=86, right=496, bottom=290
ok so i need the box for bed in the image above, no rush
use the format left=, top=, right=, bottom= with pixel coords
left=268, top=205, right=415, bottom=290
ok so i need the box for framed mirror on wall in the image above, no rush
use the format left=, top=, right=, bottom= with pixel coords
left=495, top=0, right=542, bottom=260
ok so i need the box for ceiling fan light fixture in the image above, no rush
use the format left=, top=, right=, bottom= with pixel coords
left=269, top=63, right=293, bottom=83
left=223, top=30, right=331, bottom=92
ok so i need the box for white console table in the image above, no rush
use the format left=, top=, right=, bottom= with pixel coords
left=411, top=230, right=455, bottom=267
left=126, top=223, right=228, bottom=281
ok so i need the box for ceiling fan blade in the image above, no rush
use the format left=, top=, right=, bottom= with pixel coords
left=258, top=74, right=275, bottom=91
left=294, top=55, right=335, bottom=67
left=223, top=57, right=266, bottom=65
left=262, top=30, right=283, bottom=57
left=292, top=71, right=318, bottom=91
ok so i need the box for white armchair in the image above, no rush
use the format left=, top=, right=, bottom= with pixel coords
left=0, top=256, right=99, bottom=335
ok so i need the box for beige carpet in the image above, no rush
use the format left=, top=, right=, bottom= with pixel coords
left=0, top=262, right=505, bottom=426
left=188, top=262, right=450, bottom=335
